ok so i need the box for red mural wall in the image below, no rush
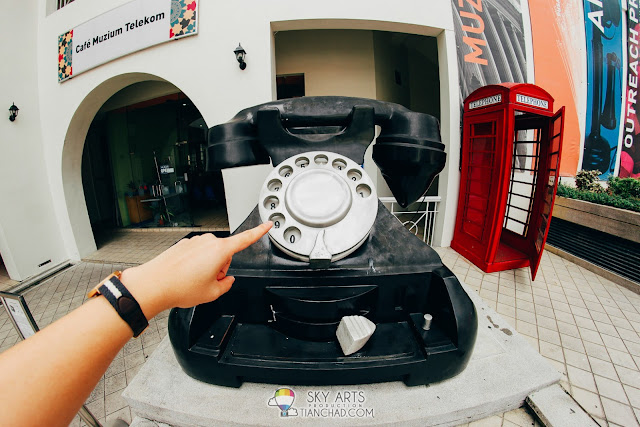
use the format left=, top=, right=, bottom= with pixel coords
left=529, top=1, right=583, bottom=177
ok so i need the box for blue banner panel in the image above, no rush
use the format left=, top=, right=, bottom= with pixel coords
left=582, top=0, right=624, bottom=179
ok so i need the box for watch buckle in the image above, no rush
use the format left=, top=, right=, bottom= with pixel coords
left=87, top=271, right=122, bottom=298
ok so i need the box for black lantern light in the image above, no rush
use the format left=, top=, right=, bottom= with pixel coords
left=9, top=103, right=19, bottom=122
left=234, top=43, right=247, bottom=70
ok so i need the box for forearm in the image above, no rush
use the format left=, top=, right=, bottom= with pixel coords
left=0, top=223, right=271, bottom=426
left=0, top=264, right=164, bottom=426
left=0, top=294, right=134, bottom=426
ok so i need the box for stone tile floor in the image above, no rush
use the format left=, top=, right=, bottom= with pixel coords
left=1, top=231, right=639, bottom=426
left=121, top=206, right=229, bottom=233
left=0, top=259, right=18, bottom=292
left=191, top=206, right=229, bottom=231
left=0, top=261, right=170, bottom=426
left=83, top=231, right=188, bottom=265
left=84, top=206, right=228, bottom=265
left=435, top=247, right=640, bottom=427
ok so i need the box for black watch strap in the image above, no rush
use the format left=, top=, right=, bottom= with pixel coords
left=98, top=276, right=148, bottom=337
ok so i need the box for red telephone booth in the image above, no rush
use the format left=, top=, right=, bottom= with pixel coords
left=451, top=83, right=565, bottom=280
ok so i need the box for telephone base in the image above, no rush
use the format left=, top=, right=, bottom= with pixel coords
left=168, top=203, right=477, bottom=387
left=169, top=312, right=468, bottom=387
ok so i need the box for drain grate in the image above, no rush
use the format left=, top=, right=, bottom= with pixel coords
left=547, top=218, right=640, bottom=284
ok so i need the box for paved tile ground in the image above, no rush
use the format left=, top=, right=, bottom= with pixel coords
left=1, top=230, right=639, bottom=426
left=436, top=247, right=640, bottom=427
left=123, top=206, right=229, bottom=232
left=191, top=206, right=229, bottom=231
left=83, top=231, right=188, bottom=265
left=85, top=207, right=228, bottom=264
left=0, top=261, right=170, bottom=426
left=1, top=209, right=228, bottom=287
left=0, top=259, right=18, bottom=292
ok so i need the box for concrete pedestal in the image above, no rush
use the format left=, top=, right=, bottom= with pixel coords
left=123, top=285, right=560, bottom=426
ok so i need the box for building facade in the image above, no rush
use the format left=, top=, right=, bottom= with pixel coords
left=1, top=0, right=597, bottom=282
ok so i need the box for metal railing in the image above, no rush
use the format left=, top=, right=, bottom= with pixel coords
left=57, top=0, right=74, bottom=11
left=379, top=196, right=441, bottom=245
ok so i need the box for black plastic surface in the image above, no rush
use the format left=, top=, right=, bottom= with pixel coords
left=169, top=97, right=476, bottom=387
left=169, top=203, right=478, bottom=387
left=206, top=96, right=445, bottom=207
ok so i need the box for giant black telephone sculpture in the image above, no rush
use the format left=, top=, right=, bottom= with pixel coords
left=168, top=97, right=477, bottom=387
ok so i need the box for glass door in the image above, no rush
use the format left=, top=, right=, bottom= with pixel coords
left=528, top=107, right=564, bottom=279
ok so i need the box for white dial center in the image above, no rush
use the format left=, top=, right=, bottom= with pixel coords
left=285, top=169, right=352, bottom=227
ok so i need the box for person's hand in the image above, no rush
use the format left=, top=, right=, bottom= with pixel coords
left=119, top=222, right=272, bottom=319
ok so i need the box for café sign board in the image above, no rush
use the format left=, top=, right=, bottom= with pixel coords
left=58, top=0, right=198, bottom=82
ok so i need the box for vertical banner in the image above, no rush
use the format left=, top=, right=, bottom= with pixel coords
left=581, top=0, right=623, bottom=179
left=621, top=2, right=640, bottom=177
left=452, top=0, right=529, bottom=102
left=528, top=0, right=585, bottom=177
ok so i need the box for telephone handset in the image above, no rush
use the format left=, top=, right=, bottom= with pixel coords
left=207, top=96, right=446, bottom=207
left=259, top=150, right=377, bottom=267
left=169, top=97, right=477, bottom=388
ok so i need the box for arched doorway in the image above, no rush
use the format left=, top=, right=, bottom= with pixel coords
left=63, top=73, right=229, bottom=259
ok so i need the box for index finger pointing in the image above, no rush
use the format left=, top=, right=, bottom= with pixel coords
left=225, top=222, right=272, bottom=254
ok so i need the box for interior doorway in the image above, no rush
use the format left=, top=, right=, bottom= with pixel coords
left=273, top=29, right=442, bottom=239
left=276, top=74, right=305, bottom=99
left=274, top=29, right=441, bottom=194
left=81, top=82, right=229, bottom=248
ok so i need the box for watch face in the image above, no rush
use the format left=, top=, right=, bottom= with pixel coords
left=258, top=151, right=378, bottom=265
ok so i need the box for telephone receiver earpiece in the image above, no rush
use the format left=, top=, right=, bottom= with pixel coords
left=207, top=96, right=446, bottom=208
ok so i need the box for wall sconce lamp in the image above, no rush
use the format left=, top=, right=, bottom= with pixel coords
left=9, top=103, right=19, bottom=122
left=234, top=43, right=247, bottom=70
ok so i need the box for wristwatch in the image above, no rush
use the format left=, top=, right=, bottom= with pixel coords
left=87, top=271, right=148, bottom=337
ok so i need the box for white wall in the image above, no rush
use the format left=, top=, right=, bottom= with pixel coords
left=434, top=29, right=461, bottom=247
left=373, top=32, right=411, bottom=108
left=274, top=29, right=395, bottom=198
left=0, top=0, right=67, bottom=280
left=372, top=31, right=411, bottom=198
left=275, top=30, right=377, bottom=97
left=0, top=0, right=459, bottom=277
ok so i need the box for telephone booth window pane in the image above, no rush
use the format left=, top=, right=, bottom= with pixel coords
left=472, top=137, right=495, bottom=152
left=473, top=122, right=495, bottom=136
left=470, top=151, right=493, bottom=166
left=467, top=195, right=488, bottom=212
left=465, top=209, right=486, bottom=225
left=503, top=122, right=542, bottom=237
left=469, top=166, right=491, bottom=181
left=535, top=229, right=544, bottom=251
left=462, top=119, right=498, bottom=243
left=463, top=221, right=483, bottom=240
left=505, top=219, right=525, bottom=235
left=468, top=180, right=491, bottom=196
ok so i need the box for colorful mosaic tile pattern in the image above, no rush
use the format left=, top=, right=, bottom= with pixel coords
left=170, top=0, right=197, bottom=39
left=58, top=30, right=73, bottom=82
